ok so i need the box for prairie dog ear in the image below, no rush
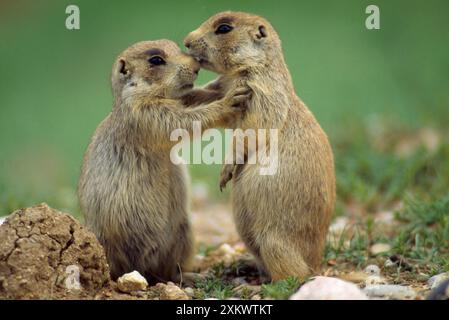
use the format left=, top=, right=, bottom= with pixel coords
left=253, top=25, right=268, bottom=41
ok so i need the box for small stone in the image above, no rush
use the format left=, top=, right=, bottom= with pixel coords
left=416, top=273, right=430, bottom=282
left=384, top=259, right=396, bottom=268
left=216, top=243, right=238, bottom=266
left=233, top=242, right=247, bottom=254
left=117, top=271, right=148, bottom=293
left=427, top=273, right=449, bottom=290
left=251, top=294, right=262, bottom=300
left=233, top=284, right=261, bottom=296
left=184, top=287, right=195, bottom=297
left=218, top=243, right=236, bottom=255
left=157, top=282, right=190, bottom=300
left=364, top=285, right=416, bottom=300
left=130, top=290, right=146, bottom=297
left=290, top=277, right=368, bottom=300
left=341, top=271, right=369, bottom=283
left=427, top=279, right=449, bottom=300
left=0, top=216, right=6, bottom=225
left=365, top=275, right=388, bottom=286
left=364, top=265, right=380, bottom=276
left=370, top=243, right=391, bottom=255
left=231, top=277, right=248, bottom=286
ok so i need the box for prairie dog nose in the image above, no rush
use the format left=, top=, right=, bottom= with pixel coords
left=180, top=53, right=200, bottom=74
left=183, top=30, right=200, bottom=49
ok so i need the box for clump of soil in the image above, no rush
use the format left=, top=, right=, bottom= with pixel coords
left=0, top=203, right=110, bottom=299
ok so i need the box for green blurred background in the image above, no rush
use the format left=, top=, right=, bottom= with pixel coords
left=1, top=0, right=448, bottom=218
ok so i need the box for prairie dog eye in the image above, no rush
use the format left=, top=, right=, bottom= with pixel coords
left=215, top=24, right=233, bottom=34
left=148, top=56, right=166, bottom=65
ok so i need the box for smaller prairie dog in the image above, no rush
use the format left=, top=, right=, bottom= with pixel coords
left=185, top=12, right=336, bottom=281
left=77, top=40, right=248, bottom=283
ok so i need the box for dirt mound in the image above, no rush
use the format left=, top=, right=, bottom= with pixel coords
left=0, top=203, right=110, bottom=299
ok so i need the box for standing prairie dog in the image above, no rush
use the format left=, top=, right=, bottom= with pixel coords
left=185, top=12, right=336, bottom=281
left=77, top=40, right=248, bottom=283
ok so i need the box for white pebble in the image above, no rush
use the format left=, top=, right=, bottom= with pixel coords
left=117, top=270, right=148, bottom=293
left=364, top=284, right=416, bottom=300
left=184, top=287, right=195, bottom=297
left=364, top=265, right=380, bottom=275
left=290, top=276, right=368, bottom=300
left=384, top=259, right=396, bottom=268
left=365, top=275, right=388, bottom=286
left=370, top=243, right=391, bottom=255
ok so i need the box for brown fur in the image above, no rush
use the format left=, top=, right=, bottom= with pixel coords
left=185, top=12, right=336, bottom=280
left=77, top=40, right=246, bottom=283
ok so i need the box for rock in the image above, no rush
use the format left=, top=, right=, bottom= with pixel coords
left=184, top=287, right=195, bottom=298
left=427, top=279, right=449, bottom=300
left=428, top=273, right=449, bottom=290
left=341, top=272, right=369, bottom=283
left=233, top=284, right=261, bottom=296
left=416, top=273, right=430, bottom=282
left=0, top=216, right=6, bottom=225
left=364, top=285, right=416, bottom=300
left=289, top=277, right=368, bottom=300
left=364, top=265, right=380, bottom=276
left=117, top=271, right=148, bottom=293
left=233, top=242, right=247, bottom=254
left=156, top=282, right=190, bottom=300
left=251, top=294, right=262, bottom=300
left=216, top=243, right=239, bottom=266
left=218, top=243, right=236, bottom=255
left=370, top=243, right=391, bottom=255
left=365, top=275, right=388, bottom=286
left=0, top=203, right=110, bottom=299
left=199, top=243, right=241, bottom=269
left=231, top=277, right=248, bottom=286
left=384, top=258, right=396, bottom=268
left=130, top=290, right=146, bottom=298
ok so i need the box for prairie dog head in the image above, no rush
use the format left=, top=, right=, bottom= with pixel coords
left=184, top=11, right=281, bottom=74
left=111, top=40, right=200, bottom=101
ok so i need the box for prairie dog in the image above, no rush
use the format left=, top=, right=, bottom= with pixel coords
left=185, top=12, right=336, bottom=280
left=77, top=40, right=247, bottom=282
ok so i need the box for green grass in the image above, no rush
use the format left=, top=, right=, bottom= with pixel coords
left=393, top=195, right=449, bottom=274
left=325, top=193, right=449, bottom=274
left=193, top=263, right=235, bottom=299
left=261, top=277, right=302, bottom=299
left=194, top=277, right=234, bottom=300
